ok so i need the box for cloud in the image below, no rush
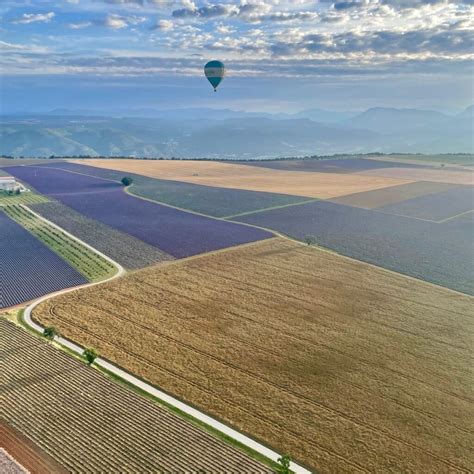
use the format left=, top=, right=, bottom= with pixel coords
left=69, top=21, right=93, bottom=29
left=104, top=14, right=145, bottom=29
left=13, top=12, right=55, bottom=24
left=105, top=14, right=129, bottom=29
left=153, top=19, right=174, bottom=30
left=270, top=26, right=474, bottom=57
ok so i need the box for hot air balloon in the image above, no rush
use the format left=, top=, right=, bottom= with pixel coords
left=204, top=60, right=225, bottom=92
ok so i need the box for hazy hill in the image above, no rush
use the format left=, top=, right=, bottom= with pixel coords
left=0, top=106, right=471, bottom=158
left=345, top=107, right=449, bottom=134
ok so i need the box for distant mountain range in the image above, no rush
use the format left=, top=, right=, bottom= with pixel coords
left=1, top=106, right=472, bottom=158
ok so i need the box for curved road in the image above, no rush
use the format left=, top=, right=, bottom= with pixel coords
left=21, top=205, right=312, bottom=474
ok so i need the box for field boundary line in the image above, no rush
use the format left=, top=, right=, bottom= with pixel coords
left=22, top=269, right=311, bottom=474
left=222, top=198, right=318, bottom=219
left=437, top=209, right=474, bottom=223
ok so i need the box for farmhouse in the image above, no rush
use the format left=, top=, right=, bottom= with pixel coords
left=0, top=176, right=20, bottom=192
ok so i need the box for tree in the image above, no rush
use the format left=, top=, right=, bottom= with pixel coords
left=304, top=235, right=317, bottom=246
left=277, top=454, right=291, bottom=474
left=83, top=347, right=98, bottom=366
left=121, top=176, right=133, bottom=186
left=43, top=326, right=58, bottom=340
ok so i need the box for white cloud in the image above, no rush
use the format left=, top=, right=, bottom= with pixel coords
left=69, top=21, right=93, bottom=29
left=104, top=14, right=145, bottom=29
left=154, top=19, right=174, bottom=30
left=14, top=12, right=55, bottom=24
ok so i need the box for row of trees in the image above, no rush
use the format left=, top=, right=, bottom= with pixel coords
left=43, top=326, right=97, bottom=365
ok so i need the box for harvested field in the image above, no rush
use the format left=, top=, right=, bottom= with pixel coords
left=235, top=200, right=474, bottom=295
left=33, top=238, right=474, bottom=473
left=331, top=181, right=458, bottom=209
left=378, top=185, right=474, bottom=221
left=0, top=319, right=272, bottom=473
left=356, top=167, right=473, bottom=185
left=75, top=159, right=413, bottom=199
left=1, top=423, right=67, bottom=474
left=37, top=161, right=308, bottom=217
left=31, top=201, right=173, bottom=269
left=6, top=165, right=272, bottom=258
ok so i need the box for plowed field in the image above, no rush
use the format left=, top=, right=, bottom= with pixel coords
left=0, top=319, right=271, bottom=473
left=33, top=238, right=474, bottom=473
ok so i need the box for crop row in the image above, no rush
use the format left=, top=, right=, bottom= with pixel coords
left=31, top=238, right=474, bottom=472
left=3, top=204, right=116, bottom=282
left=0, top=319, right=271, bottom=473
left=6, top=165, right=273, bottom=258
left=31, top=201, right=173, bottom=270
left=0, top=210, right=88, bottom=309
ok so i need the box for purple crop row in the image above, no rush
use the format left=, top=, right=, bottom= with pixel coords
left=6, top=165, right=272, bottom=258
left=0, top=211, right=87, bottom=309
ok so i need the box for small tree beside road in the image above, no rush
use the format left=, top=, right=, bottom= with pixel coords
left=277, top=454, right=291, bottom=474
left=43, top=326, right=58, bottom=340
left=121, top=176, right=133, bottom=186
left=83, top=347, right=98, bottom=366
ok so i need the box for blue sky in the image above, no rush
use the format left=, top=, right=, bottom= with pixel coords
left=1, top=0, right=473, bottom=114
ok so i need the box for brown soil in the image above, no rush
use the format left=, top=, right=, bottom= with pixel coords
left=0, top=422, right=67, bottom=474
left=34, top=238, right=474, bottom=473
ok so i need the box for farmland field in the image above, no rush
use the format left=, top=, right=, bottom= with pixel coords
left=0, top=210, right=87, bottom=309
left=0, top=319, right=271, bottom=473
left=36, top=161, right=309, bottom=217
left=74, top=158, right=412, bottom=199
left=234, top=199, right=474, bottom=294
left=355, top=167, right=473, bottom=185
left=378, top=185, right=474, bottom=221
left=33, top=238, right=474, bottom=473
left=1, top=423, right=67, bottom=474
left=4, top=165, right=272, bottom=258
left=331, top=181, right=458, bottom=209
left=31, top=201, right=173, bottom=270
left=3, top=204, right=116, bottom=281
left=238, top=157, right=434, bottom=173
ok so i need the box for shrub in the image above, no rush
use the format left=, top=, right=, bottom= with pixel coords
left=43, top=326, right=58, bottom=340
left=121, top=177, right=133, bottom=186
left=277, top=454, right=291, bottom=474
left=83, top=347, right=98, bottom=366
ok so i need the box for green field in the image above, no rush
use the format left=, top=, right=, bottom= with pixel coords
left=0, top=189, right=50, bottom=207
left=3, top=205, right=117, bottom=282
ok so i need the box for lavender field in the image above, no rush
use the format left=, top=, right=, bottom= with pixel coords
left=0, top=210, right=87, bottom=309
left=235, top=200, right=474, bottom=295
left=5, top=165, right=272, bottom=258
left=36, top=161, right=307, bottom=217
left=239, top=157, right=433, bottom=173
left=378, top=185, right=474, bottom=221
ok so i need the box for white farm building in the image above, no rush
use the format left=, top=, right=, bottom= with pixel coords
left=0, top=176, right=21, bottom=192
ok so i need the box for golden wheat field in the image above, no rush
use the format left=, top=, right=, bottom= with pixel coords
left=34, top=238, right=474, bottom=473
left=74, top=158, right=413, bottom=199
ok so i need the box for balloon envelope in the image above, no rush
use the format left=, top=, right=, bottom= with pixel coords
left=204, top=60, right=225, bottom=91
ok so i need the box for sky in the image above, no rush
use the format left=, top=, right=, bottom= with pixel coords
left=0, top=0, right=473, bottom=114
